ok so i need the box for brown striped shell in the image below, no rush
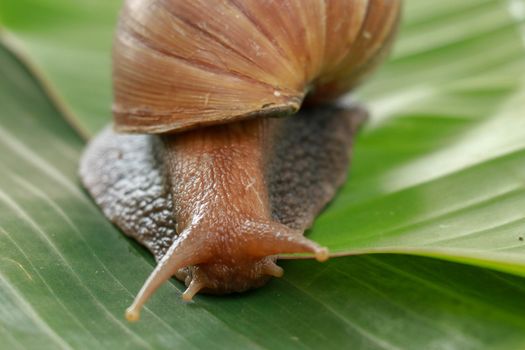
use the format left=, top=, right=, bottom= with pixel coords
left=113, top=0, right=401, bottom=134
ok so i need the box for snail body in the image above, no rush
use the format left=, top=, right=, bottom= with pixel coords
left=80, top=0, right=401, bottom=321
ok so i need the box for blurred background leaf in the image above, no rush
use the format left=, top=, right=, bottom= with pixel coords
left=1, top=0, right=525, bottom=348
left=0, top=0, right=120, bottom=137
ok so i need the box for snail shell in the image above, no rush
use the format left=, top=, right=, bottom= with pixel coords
left=113, top=0, right=401, bottom=133
left=80, top=0, right=401, bottom=321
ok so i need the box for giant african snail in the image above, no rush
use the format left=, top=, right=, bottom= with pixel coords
left=80, top=0, right=401, bottom=321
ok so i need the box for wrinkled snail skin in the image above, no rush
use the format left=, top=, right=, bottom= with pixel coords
left=80, top=0, right=401, bottom=321
left=80, top=105, right=366, bottom=320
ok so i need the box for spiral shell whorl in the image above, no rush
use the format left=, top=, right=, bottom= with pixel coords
left=113, top=0, right=401, bottom=134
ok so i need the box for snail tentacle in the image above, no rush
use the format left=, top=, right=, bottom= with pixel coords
left=125, top=230, right=210, bottom=322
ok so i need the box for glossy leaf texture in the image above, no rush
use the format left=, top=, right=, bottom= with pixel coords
left=313, top=0, right=525, bottom=275
left=1, top=0, right=525, bottom=348
left=0, top=0, right=120, bottom=138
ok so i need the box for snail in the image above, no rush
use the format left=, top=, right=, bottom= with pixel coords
left=80, top=0, right=401, bottom=321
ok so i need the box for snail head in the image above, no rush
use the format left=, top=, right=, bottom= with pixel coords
left=125, top=219, right=328, bottom=322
